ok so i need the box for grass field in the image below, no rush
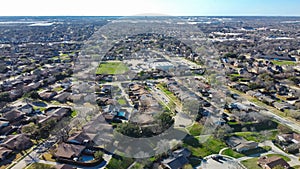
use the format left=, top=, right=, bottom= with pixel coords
left=241, top=158, right=261, bottom=169
left=221, top=148, right=245, bottom=158
left=183, top=136, right=226, bottom=157
left=266, top=154, right=291, bottom=162
left=233, top=131, right=278, bottom=142
left=187, top=123, right=203, bottom=136
left=271, top=60, right=297, bottom=66
left=27, top=163, right=55, bottom=169
left=117, top=98, right=127, bottom=105
left=96, top=61, right=129, bottom=75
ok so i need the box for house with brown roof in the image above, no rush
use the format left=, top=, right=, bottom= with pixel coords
left=54, top=143, right=86, bottom=160
left=1, top=134, right=33, bottom=151
left=2, top=109, right=25, bottom=124
left=39, top=91, right=57, bottom=101
left=67, top=131, right=95, bottom=146
left=257, top=156, right=290, bottom=169
left=226, top=136, right=258, bottom=153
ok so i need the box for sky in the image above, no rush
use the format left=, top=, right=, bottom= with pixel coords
left=0, top=0, right=299, bottom=16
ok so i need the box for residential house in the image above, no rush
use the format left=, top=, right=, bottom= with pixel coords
left=226, top=136, right=258, bottom=153
left=1, top=134, right=33, bottom=151
left=53, top=92, right=71, bottom=103
left=39, top=91, right=57, bottom=101
left=273, top=102, right=291, bottom=112
left=161, top=148, right=191, bottom=169
left=18, top=103, right=34, bottom=115
left=54, top=143, right=86, bottom=160
left=67, top=131, right=95, bottom=145
left=2, top=109, right=25, bottom=124
left=0, top=147, right=13, bottom=162
left=257, top=156, right=290, bottom=169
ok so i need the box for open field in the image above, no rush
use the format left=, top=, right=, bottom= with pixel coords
left=96, top=61, right=129, bottom=75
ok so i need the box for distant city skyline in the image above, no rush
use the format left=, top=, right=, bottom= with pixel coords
left=1, top=0, right=300, bottom=16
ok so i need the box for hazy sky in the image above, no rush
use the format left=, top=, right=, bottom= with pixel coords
left=0, top=0, right=299, bottom=16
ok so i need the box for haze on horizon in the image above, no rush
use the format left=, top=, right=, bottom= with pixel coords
left=0, top=0, right=300, bottom=16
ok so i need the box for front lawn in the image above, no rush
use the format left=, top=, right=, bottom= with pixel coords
left=96, top=61, right=129, bottom=75
left=106, top=156, right=134, bottom=169
left=27, top=163, right=55, bottom=169
left=271, top=60, right=297, bottom=66
left=221, top=148, right=245, bottom=158
left=117, top=98, right=127, bottom=105
left=241, top=158, right=261, bottom=169
left=233, top=130, right=278, bottom=142
left=266, top=154, right=291, bottom=162
left=187, top=123, right=203, bottom=136
left=183, top=136, right=226, bottom=157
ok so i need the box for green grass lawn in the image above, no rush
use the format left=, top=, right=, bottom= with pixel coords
left=271, top=60, right=297, bottom=66
left=266, top=154, right=291, bottom=162
left=233, top=130, right=278, bottom=142
left=53, top=86, right=63, bottom=92
left=71, top=110, right=77, bottom=118
left=117, top=98, right=127, bottom=105
left=27, top=163, right=55, bottom=169
left=96, top=61, right=129, bottom=75
left=187, top=123, right=203, bottom=136
left=221, top=148, right=245, bottom=158
left=241, top=158, right=261, bottom=169
left=106, top=156, right=134, bottom=169
left=183, top=136, right=226, bottom=157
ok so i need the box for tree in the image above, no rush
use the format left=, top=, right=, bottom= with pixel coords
left=214, top=125, right=233, bottom=139
left=0, top=92, right=10, bottom=102
left=23, top=90, right=40, bottom=99
left=277, top=124, right=293, bottom=134
left=156, top=112, right=174, bottom=129
left=22, top=122, right=37, bottom=136
left=117, top=123, right=141, bottom=138
left=94, top=151, right=104, bottom=160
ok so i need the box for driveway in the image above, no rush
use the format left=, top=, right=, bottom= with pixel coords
left=198, top=155, right=244, bottom=169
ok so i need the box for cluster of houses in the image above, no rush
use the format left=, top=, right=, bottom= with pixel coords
left=102, top=33, right=201, bottom=64
left=225, top=55, right=300, bottom=115
left=127, top=83, right=160, bottom=125
left=276, top=132, right=300, bottom=154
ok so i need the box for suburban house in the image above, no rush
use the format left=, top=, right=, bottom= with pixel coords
left=54, top=143, right=86, bottom=161
left=67, top=131, right=95, bottom=146
left=160, top=148, right=191, bottom=169
left=1, top=134, right=33, bottom=151
left=2, top=109, right=25, bottom=124
left=257, top=156, right=290, bottom=169
left=0, top=147, right=13, bottom=162
left=226, top=136, right=258, bottom=153
left=277, top=133, right=300, bottom=144
left=18, top=103, right=34, bottom=115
